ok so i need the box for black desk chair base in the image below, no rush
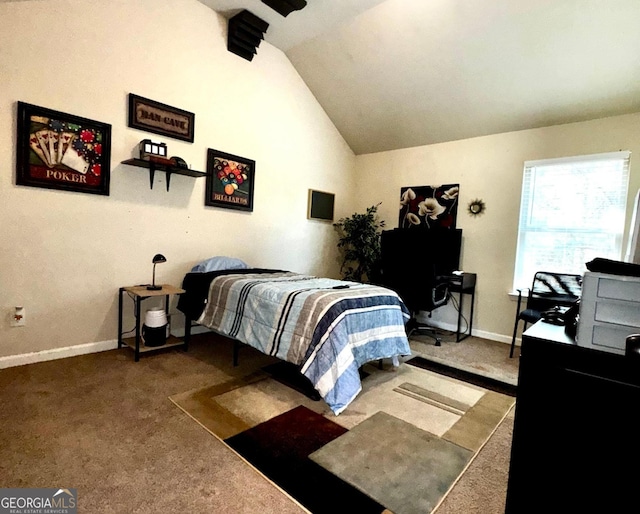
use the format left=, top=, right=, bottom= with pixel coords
left=407, top=318, right=442, bottom=346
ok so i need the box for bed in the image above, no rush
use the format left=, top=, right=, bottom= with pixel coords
left=177, top=259, right=412, bottom=414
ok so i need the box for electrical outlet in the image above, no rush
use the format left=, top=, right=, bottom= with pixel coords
left=10, top=306, right=25, bottom=327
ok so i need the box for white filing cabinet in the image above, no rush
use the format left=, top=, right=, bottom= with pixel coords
left=577, top=271, right=640, bottom=354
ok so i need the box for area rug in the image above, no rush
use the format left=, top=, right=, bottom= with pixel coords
left=309, top=411, right=472, bottom=514
left=406, top=356, right=518, bottom=397
left=169, top=361, right=515, bottom=514
left=225, top=405, right=386, bottom=513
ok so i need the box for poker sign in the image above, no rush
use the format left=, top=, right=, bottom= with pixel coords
left=16, top=102, right=111, bottom=196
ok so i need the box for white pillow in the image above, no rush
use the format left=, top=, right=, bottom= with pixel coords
left=191, top=256, right=249, bottom=273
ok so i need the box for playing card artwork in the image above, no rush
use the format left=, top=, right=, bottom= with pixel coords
left=17, top=102, right=111, bottom=195
left=28, top=118, right=102, bottom=178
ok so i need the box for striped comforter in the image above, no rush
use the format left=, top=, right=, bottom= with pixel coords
left=197, top=271, right=411, bottom=414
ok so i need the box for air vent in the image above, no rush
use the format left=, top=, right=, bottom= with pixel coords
left=261, top=0, right=307, bottom=17
left=227, top=10, right=269, bottom=61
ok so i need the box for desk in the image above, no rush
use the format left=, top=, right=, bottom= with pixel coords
left=505, top=321, right=640, bottom=512
left=444, top=272, right=476, bottom=341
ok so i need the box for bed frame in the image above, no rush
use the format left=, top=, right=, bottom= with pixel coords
left=177, top=268, right=411, bottom=414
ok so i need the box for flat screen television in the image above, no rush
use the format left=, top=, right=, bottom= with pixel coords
left=380, top=228, right=462, bottom=276
left=307, top=189, right=335, bottom=222
left=379, top=228, right=462, bottom=312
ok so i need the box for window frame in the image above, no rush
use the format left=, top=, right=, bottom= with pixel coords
left=513, top=151, right=631, bottom=292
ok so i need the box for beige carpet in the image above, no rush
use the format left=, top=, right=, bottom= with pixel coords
left=170, top=360, right=515, bottom=514
left=0, top=334, right=308, bottom=513
left=0, top=331, right=517, bottom=513
left=409, top=333, right=520, bottom=386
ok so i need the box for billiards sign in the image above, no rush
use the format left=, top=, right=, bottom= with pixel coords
left=205, top=148, right=255, bottom=212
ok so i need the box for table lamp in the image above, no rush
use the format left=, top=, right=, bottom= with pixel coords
left=147, top=253, right=166, bottom=290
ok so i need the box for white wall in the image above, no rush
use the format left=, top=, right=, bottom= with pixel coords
left=0, top=0, right=356, bottom=359
left=3, top=0, right=638, bottom=360
left=355, top=113, right=640, bottom=342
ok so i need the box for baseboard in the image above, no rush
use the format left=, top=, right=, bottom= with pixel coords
left=425, top=320, right=513, bottom=346
left=0, top=323, right=511, bottom=370
left=0, top=339, right=118, bottom=370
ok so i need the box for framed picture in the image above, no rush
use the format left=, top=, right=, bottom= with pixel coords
left=307, top=189, right=335, bottom=221
left=128, top=94, right=195, bottom=143
left=205, top=149, right=255, bottom=212
left=399, top=184, right=459, bottom=229
left=16, top=101, right=111, bottom=196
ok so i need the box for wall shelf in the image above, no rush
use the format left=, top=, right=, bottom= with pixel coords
left=121, top=158, right=207, bottom=191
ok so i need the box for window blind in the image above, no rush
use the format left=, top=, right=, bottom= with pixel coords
left=513, top=151, right=630, bottom=291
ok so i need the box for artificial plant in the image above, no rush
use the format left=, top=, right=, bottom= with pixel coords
left=333, top=203, right=385, bottom=283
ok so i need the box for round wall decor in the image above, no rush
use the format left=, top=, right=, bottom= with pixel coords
left=468, top=199, right=486, bottom=216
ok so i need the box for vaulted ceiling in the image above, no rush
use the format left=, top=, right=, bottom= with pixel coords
left=198, top=0, right=640, bottom=155
left=6, top=0, right=639, bottom=155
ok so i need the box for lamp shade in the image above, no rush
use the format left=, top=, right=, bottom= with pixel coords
left=152, top=254, right=167, bottom=264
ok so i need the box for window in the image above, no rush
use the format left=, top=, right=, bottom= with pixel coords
left=513, top=151, right=631, bottom=291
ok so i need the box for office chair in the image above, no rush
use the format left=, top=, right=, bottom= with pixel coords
left=510, top=271, right=582, bottom=357
left=402, top=268, right=450, bottom=345
left=378, top=228, right=461, bottom=346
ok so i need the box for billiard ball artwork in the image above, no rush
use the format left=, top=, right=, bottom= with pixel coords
left=205, top=149, right=255, bottom=212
